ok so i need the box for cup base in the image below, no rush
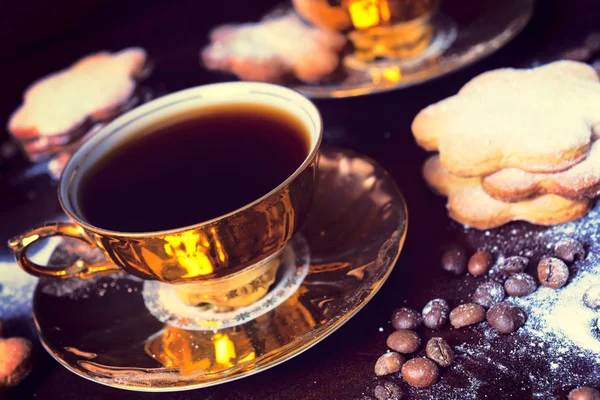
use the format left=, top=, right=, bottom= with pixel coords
left=141, top=234, right=310, bottom=331
left=343, top=12, right=457, bottom=75
left=170, top=247, right=286, bottom=311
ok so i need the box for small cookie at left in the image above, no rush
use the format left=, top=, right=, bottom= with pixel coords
left=7, top=48, right=150, bottom=163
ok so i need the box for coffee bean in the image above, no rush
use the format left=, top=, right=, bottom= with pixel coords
left=449, top=303, right=486, bottom=328
left=555, top=238, right=586, bottom=263
left=391, top=307, right=422, bottom=330
left=569, top=386, right=600, bottom=400
left=504, top=273, right=537, bottom=297
left=486, top=302, right=527, bottom=334
left=472, top=281, right=505, bottom=308
left=374, top=382, right=402, bottom=400
left=441, top=247, right=468, bottom=275
left=583, top=285, right=600, bottom=309
left=386, top=330, right=421, bottom=354
left=422, top=299, right=449, bottom=329
left=498, top=256, right=529, bottom=275
left=468, top=251, right=493, bottom=276
left=374, top=352, right=405, bottom=376
left=425, top=337, right=454, bottom=367
left=537, top=257, right=569, bottom=289
left=401, top=357, right=439, bottom=388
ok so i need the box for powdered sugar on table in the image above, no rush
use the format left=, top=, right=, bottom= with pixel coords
left=0, top=238, right=58, bottom=323
left=459, top=201, right=600, bottom=398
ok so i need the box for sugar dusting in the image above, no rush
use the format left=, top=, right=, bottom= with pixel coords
left=0, top=238, right=59, bottom=321
left=370, top=202, right=600, bottom=399
left=514, top=202, right=600, bottom=354
left=459, top=201, right=600, bottom=398
left=0, top=238, right=141, bottom=324
left=514, top=269, right=600, bottom=354
left=40, top=274, right=141, bottom=299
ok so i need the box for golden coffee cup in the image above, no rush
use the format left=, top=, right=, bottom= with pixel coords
left=8, top=82, right=322, bottom=309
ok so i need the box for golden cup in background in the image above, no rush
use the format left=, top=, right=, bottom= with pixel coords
left=342, top=0, right=440, bottom=62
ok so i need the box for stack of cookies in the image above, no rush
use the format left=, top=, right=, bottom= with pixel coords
left=412, top=60, right=600, bottom=229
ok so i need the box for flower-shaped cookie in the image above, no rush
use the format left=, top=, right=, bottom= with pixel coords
left=483, top=140, right=600, bottom=201
left=423, top=155, right=590, bottom=229
left=413, top=61, right=600, bottom=177
left=201, top=13, right=346, bottom=84
left=8, top=48, right=148, bottom=146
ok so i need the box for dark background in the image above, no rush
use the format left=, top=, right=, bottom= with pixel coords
left=2, top=0, right=600, bottom=399
left=0, top=0, right=587, bottom=144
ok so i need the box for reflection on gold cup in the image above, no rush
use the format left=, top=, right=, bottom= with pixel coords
left=146, top=326, right=256, bottom=376
left=144, top=290, right=316, bottom=376
left=8, top=82, right=323, bottom=310
left=172, top=252, right=281, bottom=308
left=342, top=0, right=439, bottom=62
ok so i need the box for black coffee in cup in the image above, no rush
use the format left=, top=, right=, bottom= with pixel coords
left=78, top=102, right=310, bottom=233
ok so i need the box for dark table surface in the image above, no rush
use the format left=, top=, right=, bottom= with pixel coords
left=2, top=0, right=600, bottom=399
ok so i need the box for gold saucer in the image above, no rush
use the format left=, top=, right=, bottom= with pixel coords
left=292, top=0, right=533, bottom=98
left=32, top=147, right=407, bottom=391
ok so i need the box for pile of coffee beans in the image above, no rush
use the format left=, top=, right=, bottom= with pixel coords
left=374, top=236, right=590, bottom=394
left=375, top=305, right=456, bottom=388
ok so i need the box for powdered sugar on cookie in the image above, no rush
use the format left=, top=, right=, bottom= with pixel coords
left=9, top=48, right=147, bottom=142
left=483, top=140, right=600, bottom=201
left=413, top=61, right=600, bottom=177
left=423, top=155, right=590, bottom=229
left=201, top=13, right=346, bottom=83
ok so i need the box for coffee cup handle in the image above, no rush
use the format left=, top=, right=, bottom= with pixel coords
left=8, top=222, right=121, bottom=279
